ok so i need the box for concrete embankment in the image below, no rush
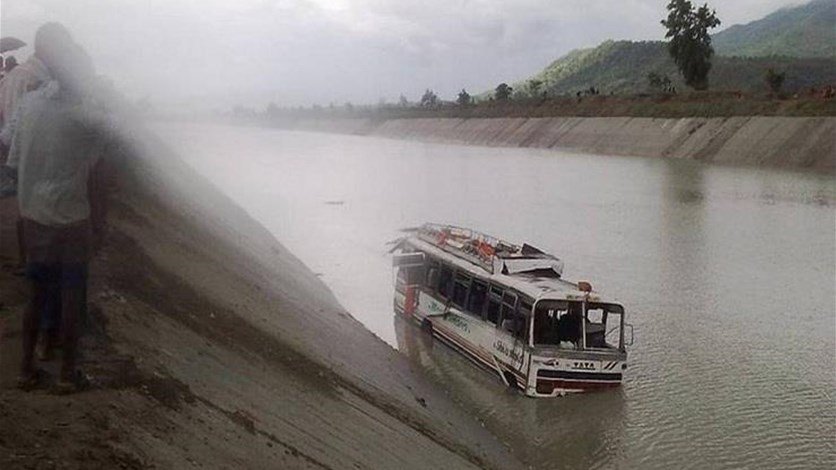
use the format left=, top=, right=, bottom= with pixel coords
left=279, top=116, right=836, bottom=171
left=0, top=125, right=525, bottom=469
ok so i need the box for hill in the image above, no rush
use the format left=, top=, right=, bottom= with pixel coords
left=509, top=0, right=836, bottom=97
left=517, top=40, right=835, bottom=96
left=713, top=0, right=836, bottom=58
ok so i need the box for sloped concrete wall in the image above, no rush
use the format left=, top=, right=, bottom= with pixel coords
left=283, top=116, right=836, bottom=171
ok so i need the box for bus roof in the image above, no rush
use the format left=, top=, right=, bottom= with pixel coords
left=407, top=236, right=613, bottom=304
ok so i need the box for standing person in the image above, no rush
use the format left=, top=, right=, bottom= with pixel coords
left=9, top=40, right=109, bottom=392
left=1, top=23, right=72, bottom=265
left=1, top=24, right=75, bottom=363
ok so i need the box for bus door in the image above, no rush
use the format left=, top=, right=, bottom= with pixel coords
left=393, top=252, right=425, bottom=315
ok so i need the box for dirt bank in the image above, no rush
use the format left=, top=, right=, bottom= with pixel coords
left=0, top=127, right=526, bottom=469
left=275, top=116, right=836, bottom=171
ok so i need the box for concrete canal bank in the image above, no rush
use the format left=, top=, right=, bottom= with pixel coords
left=0, top=128, right=525, bottom=469
left=278, top=116, right=836, bottom=171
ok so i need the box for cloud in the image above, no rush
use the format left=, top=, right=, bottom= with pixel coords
left=0, top=0, right=804, bottom=107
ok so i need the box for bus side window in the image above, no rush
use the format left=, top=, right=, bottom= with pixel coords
left=408, top=265, right=425, bottom=285
left=452, top=272, right=471, bottom=309
left=426, top=262, right=440, bottom=291
left=516, top=301, right=532, bottom=341
left=486, top=286, right=503, bottom=325
left=438, top=265, right=453, bottom=299
left=467, top=280, right=488, bottom=317
left=499, top=292, right=518, bottom=335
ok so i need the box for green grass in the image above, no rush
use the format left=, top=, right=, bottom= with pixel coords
left=262, top=92, right=836, bottom=122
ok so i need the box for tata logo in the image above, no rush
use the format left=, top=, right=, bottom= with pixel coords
left=572, top=361, right=596, bottom=370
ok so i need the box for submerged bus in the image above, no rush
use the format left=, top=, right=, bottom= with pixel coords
left=392, top=224, right=633, bottom=398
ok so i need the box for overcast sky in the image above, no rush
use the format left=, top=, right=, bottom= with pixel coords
left=0, top=0, right=807, bottom=108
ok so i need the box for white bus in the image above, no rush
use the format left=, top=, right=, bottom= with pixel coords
left=393, top=224, right=632, bottom=397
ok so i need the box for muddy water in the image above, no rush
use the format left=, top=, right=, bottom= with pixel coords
left=156, top=122, right=835, bottom=470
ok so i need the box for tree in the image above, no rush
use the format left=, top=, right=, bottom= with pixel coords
left=398, top=94, right=409, bottom=107
left=527, top=79, right=543, bottom=98
left=765, top=68, right=786, bottom=94
left=647, top=72, right=673, bottom=93
left=495, top=83, right=513, bottom=101
left=420, top=89, right=439, bottom=108
left=456, top=88, right=472, bottom=106
left=661, top=0, right=721, bottom=90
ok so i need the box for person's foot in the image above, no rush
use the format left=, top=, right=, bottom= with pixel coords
left=16, top=369, right=45, bottom=391
left=36, top=333, right=58, bottom=361
left=52, top=380, right=77, bottom=395
left=53, top=370, right=89, bottom=395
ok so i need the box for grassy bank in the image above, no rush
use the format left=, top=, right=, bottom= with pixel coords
left=247, top=93, right=836, bottom=125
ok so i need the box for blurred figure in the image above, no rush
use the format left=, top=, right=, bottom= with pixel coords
left=4, top=56, right=19, bottom=74
left=8, top=38, right=108, bottom=392
left=1, top=23, right=72, bottom=264
left=1, top=23, right=76, bottom=365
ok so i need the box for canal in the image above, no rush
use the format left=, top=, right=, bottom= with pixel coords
left=157, top=122, right=835, bottom=469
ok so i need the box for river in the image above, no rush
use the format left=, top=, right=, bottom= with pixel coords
left=155, top=121, right=835, bottom=470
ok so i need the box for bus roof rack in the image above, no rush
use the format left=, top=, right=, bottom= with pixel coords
left=414, top=223, right=564, bottom=277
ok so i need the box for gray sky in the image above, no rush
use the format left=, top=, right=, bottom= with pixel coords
left=0, top=0, right=806, bottom=109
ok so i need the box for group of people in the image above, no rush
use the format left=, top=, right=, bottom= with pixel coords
left=0, top=23, right=113, bottom=393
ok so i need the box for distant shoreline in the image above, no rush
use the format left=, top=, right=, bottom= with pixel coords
left=246, top=114, right=835, bottom=172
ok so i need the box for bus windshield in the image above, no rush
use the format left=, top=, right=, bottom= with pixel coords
left=533, top=300, right=624, bottom=350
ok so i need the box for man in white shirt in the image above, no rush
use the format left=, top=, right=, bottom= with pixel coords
left=11, top=40, right=107, bottom=392
left=1, top=24, right=73, bottom=269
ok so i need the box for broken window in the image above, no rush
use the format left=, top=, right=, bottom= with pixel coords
left=533, top=300, right=581, bottom=348
left=584, top=303, right=624, bottom=350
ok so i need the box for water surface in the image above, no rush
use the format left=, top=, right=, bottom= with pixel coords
left=156, top=122, right=835, bottom=470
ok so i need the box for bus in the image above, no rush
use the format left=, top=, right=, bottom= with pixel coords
left=392, top=223, right=632, bottom=397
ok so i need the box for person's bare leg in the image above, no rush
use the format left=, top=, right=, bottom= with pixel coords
left=16, top=217, right=25, bottom=268
left=21, top=280, right=48, bottom=379
left=59, top=286, right=83, bottom=384
left=38, top=280, right=62, bottom=361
